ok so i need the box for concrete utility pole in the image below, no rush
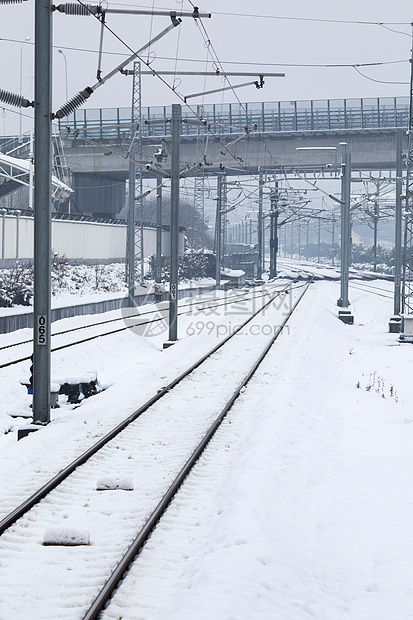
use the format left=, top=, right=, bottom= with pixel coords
left=215, top=174, right=223, bottom=288
left=33, top=0, right=52, bottom=424
left=337, top=142, right=354, bottom=323
left=166, top=103, right=180, bottom=345
left=390, top=127, right=403, bottom=328
left=372, top=182, right=380, bottom=273
left=305, top=220, right=309, bottom=261
left=127, top=156, right=136, bottom=305
left=144, top=104, right=204, bottom=346
left=331, top=214, right=336, bottom=266
left=257, top=167, right=263, bottom=278
left=269, top=189, right=278, bottom=278
left=155, top=150, right=163, bottom=283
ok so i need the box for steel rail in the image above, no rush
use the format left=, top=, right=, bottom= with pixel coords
left=83, top=278, right=312, bottom=620
left=349, top=281, right=393, bottom=299
left=0, top=280, right=304, bottom=536
left=0, top=286, right=279, bottom=368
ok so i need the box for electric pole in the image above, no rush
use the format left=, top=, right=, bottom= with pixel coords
left=33, top=0, right=53, bottom=424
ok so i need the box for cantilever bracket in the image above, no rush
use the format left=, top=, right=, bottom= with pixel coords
left=254, top=75, right=265, bottom=89
left=170, top=11, right=182, bottom=26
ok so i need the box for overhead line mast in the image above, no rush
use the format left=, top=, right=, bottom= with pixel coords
left=401, top=22, right=413, bottom=319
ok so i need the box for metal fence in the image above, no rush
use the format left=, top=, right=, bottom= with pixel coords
left=58, top=96, right=410, bottom=141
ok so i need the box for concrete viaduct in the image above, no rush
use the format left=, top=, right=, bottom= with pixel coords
left=55, top=95, right=410, bottom=215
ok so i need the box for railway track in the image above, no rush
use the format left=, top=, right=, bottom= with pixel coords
left=0, top=284, right=282, bottom=370
left=0, top=279, right=310, bottom=619
left=349, top=280, right=394, bottom=299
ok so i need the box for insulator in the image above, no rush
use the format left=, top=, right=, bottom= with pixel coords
left=55, top=3, right=99, bottom=15
left=54, top=86, right=93, bottom=119
left=0, top=89, right=32, bottom=109
left=0, top=0, right=27, bottom=4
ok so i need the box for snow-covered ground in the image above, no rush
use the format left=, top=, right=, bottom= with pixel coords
left=1, top=275, right=413, bottom=619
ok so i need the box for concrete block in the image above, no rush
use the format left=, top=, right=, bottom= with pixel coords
left=338, top=309, right=354, bottom=325
left=17, top=425, right=40, bottom=441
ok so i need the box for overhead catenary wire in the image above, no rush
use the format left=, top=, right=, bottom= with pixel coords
left=103, top=4, right=410, bottom=27
left=0, top=37, right=407, bottom=69
left=352, top=65, right=408, bottom=85
left=3, top=2, right=400, bottom=225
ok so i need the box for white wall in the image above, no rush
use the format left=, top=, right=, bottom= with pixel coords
left=0, top=214, right=184, bottom=262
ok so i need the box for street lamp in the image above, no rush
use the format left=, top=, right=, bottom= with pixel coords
left=19, top=37, right=31, bottom=142
left=58, top=49, right=68, bottom=102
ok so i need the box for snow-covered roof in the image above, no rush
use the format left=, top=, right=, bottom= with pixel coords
left=0, top=152, right=73, bottom=197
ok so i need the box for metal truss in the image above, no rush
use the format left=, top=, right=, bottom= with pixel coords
left=126, top=61, right=144, bottom=286
left=0, top=151, right=72, bottom=203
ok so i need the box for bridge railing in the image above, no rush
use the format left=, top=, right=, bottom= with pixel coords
left=58, top=96, right=410, bottom=140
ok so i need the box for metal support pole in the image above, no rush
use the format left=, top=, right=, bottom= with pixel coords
left=29, top=129, right=34, bottom=211
left=269, top=192, right=278, bottom=278
left=373, top=201, right=378, bottom=272
left=317, top=218, right=321, bottom=263
left=331, top=215, right=335, bottom=266
left=127, top=159, right=135, bottom=305
left=257, top=167, right=263, bottom=278
left=221, top=178, right=227, bottom=267
left=305, top=220, right=309, bottom=261
left=155, top=152, right=163, bottom=283
left=373, top=182, right=379, bottom=273
left=167, top=103, right=180, bottom=344
left=33, top=0, right=52, bottom=424
left=16, top=210, right=20, bottom=260
left=394, top=127, right=403, bottom=316
left=215, top=174, right=223, bottom=288
left=338, top=142, right=351, bottom=308
left=1, top=209, right=5, bottom=260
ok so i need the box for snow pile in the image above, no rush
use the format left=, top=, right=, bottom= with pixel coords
left=96, top=476, right=134, bottom=491
left=42, top=528, right=90, bottom=546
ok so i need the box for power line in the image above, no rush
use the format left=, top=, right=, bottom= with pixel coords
left=352, top=65, right=408, bottom=85
left=0, top=37, right=407, bottom=69
left=99, top=4, right=411, bottom=27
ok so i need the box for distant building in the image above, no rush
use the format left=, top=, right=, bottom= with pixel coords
left=351, top=230, right=362, bottom=246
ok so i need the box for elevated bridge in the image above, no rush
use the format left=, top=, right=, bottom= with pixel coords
left=3, top=96, right=409, bottom=215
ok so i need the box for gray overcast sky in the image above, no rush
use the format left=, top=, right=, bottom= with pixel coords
left=0, top=0, right=411, bottom=134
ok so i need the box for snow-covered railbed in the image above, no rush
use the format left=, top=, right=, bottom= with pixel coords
left=0, top=285, right=277, bottom=370
left=102, top=280, right=413, bottom=620
left=0, top=283, right=293, bottom=509
left=0, top=282, right=306, bottom=619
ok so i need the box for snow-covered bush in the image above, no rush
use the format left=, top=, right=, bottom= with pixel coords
left=52, top=261, right=126, bottom=296
left=0, top=262, right=33, bottom=307
left=0, top=256, right=128, bottom=307
left=51, top=252, right=70, bottom=294
left=147, top=252, right=210, bottom=281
